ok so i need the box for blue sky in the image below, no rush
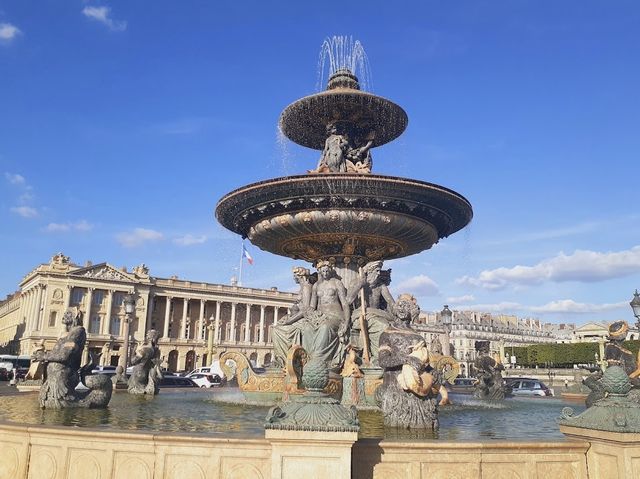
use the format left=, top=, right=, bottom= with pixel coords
left=1, top=1, right=639, bottom=325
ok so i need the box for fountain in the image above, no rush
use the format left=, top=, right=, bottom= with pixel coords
left=1, top=37, right=637, bottom=479
left=215, top=45, right=471, bottom=417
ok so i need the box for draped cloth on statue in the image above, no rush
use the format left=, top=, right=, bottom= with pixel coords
left=349, top=307, right=391, bottom=366
left=301, top=310, right=345, bottom=370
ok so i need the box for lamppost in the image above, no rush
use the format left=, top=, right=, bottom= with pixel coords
left=630, top=290, right=640, bottom=330
left=206, top=316, right=215, bottom=366
left=440, top=305, right=453, bottom=356
left=121, top=292, right=136, bottom=370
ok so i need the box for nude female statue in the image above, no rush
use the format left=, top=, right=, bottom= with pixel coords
left=300, top=260, right=351, bottom=369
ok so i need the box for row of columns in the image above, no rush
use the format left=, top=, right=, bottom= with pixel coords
left=157, top=295, right=285, bottom=345
left=23, top=285, right=45, bottom=332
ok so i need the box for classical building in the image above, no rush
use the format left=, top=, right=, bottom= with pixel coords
left=0, top=253, right=296, bottom=371
left=419, top=308, right=563, bottom=377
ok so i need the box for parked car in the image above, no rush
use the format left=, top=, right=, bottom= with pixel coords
left=159, top=376, right=197, bottom=388
left=0, top=368, right=9, bottom=381
left=450, top=377, right=476, bottom=394
left=188, top=373, right=224, bottom=388
left=505, top=378, right=553, bottom=397
left=91, top=365, right=118, bottom=376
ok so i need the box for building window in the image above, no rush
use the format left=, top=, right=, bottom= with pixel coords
left=110, top=316, right=121, bottom=336
left=93, top=290, right=104, bottom=305
left=71, top=288, right=84, bottom=304
left=48, top=311, right=57, bottom=327
left=89, top=315, right=101, bottom=334
left=113, top=293, right=124, bottom=307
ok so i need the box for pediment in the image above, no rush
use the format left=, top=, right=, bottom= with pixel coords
left=575, top=322, right=608, bottom=332
left=70, top=263, right=136, bottom=282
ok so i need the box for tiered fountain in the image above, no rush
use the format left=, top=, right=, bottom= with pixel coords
left=215, top=40, right=472, bottom=433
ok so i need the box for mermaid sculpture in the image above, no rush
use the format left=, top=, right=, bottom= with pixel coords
left=128, top=329, right=163, bottom=395
left=33, top=309, right=112, bottom=409
left=584, top=321, right=640, bottom=407
left=378, top=294, right=441, bottom=430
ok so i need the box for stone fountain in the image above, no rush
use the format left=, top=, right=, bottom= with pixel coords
left=216, top=42, right=472, bottom=436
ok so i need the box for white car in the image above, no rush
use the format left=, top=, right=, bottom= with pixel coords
left=188, top=373, right=224, bottom=388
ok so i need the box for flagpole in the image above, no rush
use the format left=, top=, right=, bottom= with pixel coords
left=238, top=241, right=244, bottom=286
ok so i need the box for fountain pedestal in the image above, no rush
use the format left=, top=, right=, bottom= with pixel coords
left=266, top=429, right=357, bottom=479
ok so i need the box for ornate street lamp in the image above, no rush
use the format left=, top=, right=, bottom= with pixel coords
left=121, top=292, right=136, bottom=369
left=440, top=305, right=453, bottom=329
left=630, top=290, right=640, bottom=329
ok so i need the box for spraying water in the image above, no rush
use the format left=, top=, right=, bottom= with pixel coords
left=317, top=35, right=372, bottom=92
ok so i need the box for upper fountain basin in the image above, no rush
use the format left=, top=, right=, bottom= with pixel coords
left=215, top=174, right=472, bottom=263
left=279, top=88, right=408, bottom=150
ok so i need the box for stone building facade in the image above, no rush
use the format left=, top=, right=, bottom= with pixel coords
left=420, top=309, right=562, bottom=377
left=1, top=253, right=589, bottom=376
left=0, top=253, right=296, bottom=372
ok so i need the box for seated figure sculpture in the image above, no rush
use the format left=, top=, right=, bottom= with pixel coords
left=272, top=267, right=315, bottom=368
left=32, top=309, right=112, bottom=409
left=378, top=294, right=440, bottom=430
left=272, top=261, right=350, bottom=371
left=312, top=122, right=349, bottom=173
left=128, top=329, right=163, bottom=395
left=301, top=260, right=351, bottom=369
left=311, top=122, right=375, bottom=174
left=584, top=321, right=640, bottom=407
left=473, top=341, right=507, bottom=401
left=347, top=260, right=394, bottom=366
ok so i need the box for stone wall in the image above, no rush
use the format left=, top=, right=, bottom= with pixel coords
left=0, top=422, right=271, bottom=479
left=352, top=439, right=590, bottom=478
left=5, top=420, right=640, bottom=479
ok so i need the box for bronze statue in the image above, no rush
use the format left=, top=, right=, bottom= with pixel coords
left=272, top=267, right=315, bottom=368
left=33, top=309, right=112, bottom=409
left=300, top=260, right=350, bottom=369
left=128, top=329, right=163, bottom=395
left=346, top=260, right=394, bottom=366
left=584, top=321, right=640, bottom=407
left=378, top=294, right=440, bottom=430
left=473, top=341, right=507, bottom=401
left=313, top=122, right=349, bottom=173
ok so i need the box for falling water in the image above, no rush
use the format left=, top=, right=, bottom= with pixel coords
left=317, top=35, right=373, bottom=91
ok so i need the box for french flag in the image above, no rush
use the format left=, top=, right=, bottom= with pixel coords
left=243, top=245, right=254, bottom=265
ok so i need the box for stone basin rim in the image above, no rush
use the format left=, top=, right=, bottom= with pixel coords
left=216, top=173, right=473, bottom=240
left=217, top=173, right=472, bottom=211
left=279, top=89, right=409, bottom=149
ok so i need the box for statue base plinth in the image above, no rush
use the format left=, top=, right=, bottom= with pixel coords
left=266, top=391, right=359, bottom=433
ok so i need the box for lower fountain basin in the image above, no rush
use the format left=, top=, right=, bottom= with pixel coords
left=215, top=174, right=473, bottom=262
left=0, top=388, right=583, bottom=440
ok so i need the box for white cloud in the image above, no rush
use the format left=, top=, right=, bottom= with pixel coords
left=395, top=274, right=439, bottom=296
left=446, top=294, right=475, bottom=304
left=457, top=246, right=640, bottom=290
left=116, top=228, right=163, bottom=247
left=45, top=220, right=93, bottom=233
left=173, top=234, right=208, bottom=246
left=10, top=206, right=38, bottom=218
left=0, top=23, right=21, bottom=42
left=82, top=6, right=127, bottom=32
left=530, top=300, right=627, bottom=314
left=45, top=223, right=70, bottom=232
left=4, top=172, right=25, bottom=185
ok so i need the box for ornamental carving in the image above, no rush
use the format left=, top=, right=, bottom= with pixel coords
left=79, top=266, right=132, bottom=282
